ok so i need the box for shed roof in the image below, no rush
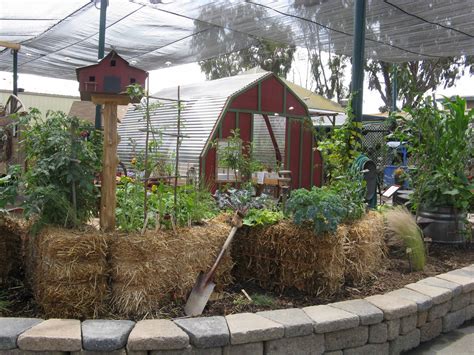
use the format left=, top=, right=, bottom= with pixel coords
left=118, top=71, right=271, bottom=173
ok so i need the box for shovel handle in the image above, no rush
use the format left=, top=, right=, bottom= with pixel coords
left=203, top=211, right=244, bottom=285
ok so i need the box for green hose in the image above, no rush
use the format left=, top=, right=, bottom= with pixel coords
left=351, top=154, right=378, bottom=209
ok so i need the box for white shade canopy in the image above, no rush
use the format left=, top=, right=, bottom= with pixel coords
left=1, top=0, right=473, bottom=79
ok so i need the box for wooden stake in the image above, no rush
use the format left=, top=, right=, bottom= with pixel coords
left=100, top=102, right=118, bottom=232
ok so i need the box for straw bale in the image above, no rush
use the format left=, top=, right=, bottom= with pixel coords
left=109, top=216, right=233, bottom=317
left=32, top=226, right=109, bottom=319
left=232, top=212, right=385, bottom=297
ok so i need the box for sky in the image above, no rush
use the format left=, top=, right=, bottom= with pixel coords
left=1, top=48, right=473, bottom=114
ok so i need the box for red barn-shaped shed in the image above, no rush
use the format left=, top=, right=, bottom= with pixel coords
left=76, top=50, right=148, bottom=101
left=118, top=71, right=323, bottom=191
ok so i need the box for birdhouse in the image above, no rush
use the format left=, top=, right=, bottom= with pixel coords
left=76, top=50, right=148, bottom=101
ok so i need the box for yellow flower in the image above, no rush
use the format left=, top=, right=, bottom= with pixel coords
left=131, top=157, right=137, bottom=165
left=151, top=184, right=157, bottom=192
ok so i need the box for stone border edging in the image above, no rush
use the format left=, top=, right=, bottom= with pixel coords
left=1, top=265, right=473, bottom=355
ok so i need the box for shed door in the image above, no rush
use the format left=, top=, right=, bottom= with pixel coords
left=104, top=76, right=121, bottom=93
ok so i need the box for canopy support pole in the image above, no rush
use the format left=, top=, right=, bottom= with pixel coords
left=95, top=0, right=108, bottom=130
left=12, top=49, right=18, bottom=96
left=350, top=0, right=366, bottom=122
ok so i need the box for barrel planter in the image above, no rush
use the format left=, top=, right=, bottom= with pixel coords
left=417, top=206, right=467, bottom=244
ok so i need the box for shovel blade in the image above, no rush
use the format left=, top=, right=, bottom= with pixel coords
left=184, top=272, right=216, bottom=317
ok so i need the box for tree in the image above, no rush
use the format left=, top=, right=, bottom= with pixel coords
left=366, top=57, right=473, bottom=112
left=292, top=1, right=350, bottom=103
left=191, top=2, right=295, bottom=80
left=199, top=39, right=296, bottom=80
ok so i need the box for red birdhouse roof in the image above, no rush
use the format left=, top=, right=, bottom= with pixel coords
left=75, top=50, right=147, bottom=80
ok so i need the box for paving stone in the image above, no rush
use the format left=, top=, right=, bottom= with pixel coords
left=404, top=283, right=452, bottom=304
left=0, top=318, right=43, bottom=350
left=343, top=343, right=389, bottom=355
left=82, top=319, right=135, bottom=351
left=386, top=288, right=433, bottom=312
left=368, top=323, right=387, bottom=344
left=447, top=269, right=474, bottom=280
left=451, top=292, right=471, bottom=311
left=257, top=308, right=313, bottom=337
left=427, top=301, right=452, bottom=322
left=303, top=305, right=359, bottom=333
left=442, top=308, right=465, bottom=333
left=417, top=311, right=428, bottom=327
left=72, top=350, right=127, bottom=355
left=330, top=299, right=383, bottom=325
left=388, top=328, right=420, bottom=355
left=324, top=326, right=368, bottom=351
left=222, top=342, right=263, bottom=355
left=399, top=314, right=417, bottom=335
left=466, top=304, right=474, bottom=321
left=264, top=334, right=324, bottom=355
left=127, top=319, right=189, bottom=351
left=151, top=345, right=222, bottom=355
left=437, top=273, right=474, bottom=293
left=419, top=277, right=462, bottom=297
left=386, top=319, right=400, bottom=341
left=365, top=295, right=416, bottom=320
left=17, top=319, right=81, bottom=352
left=0, top=350, right=67, bottom=355
left=419, top=319, right=442, bottom=343
left=225, top=313, right=284, bottom=345
left=174, top=316, right=229, bottom=348
left=325, top=351, right=343, bottom=355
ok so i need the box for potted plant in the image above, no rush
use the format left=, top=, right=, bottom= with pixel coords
left=396, top=96, right=473, bottom=243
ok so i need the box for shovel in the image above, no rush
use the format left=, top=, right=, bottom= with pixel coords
left=184, top=210, right=245, bottom=316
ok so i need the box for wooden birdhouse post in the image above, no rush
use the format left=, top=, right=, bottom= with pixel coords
left=76, top=50, right=148, bottom=231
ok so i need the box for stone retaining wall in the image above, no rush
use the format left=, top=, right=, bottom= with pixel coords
left=1, top=265, right=473, bottom=355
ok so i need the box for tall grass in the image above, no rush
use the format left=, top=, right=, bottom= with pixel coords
left=384, top=206, right=426, bottom=271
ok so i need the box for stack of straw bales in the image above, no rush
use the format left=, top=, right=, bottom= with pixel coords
left=232, top=211, right=385, bottom=296
left=109, top=215, right=233, bottom=318
left=32, top=227, right=108, bottom=318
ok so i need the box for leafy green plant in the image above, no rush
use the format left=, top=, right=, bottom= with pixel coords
left=395, top=96, right=473, bottom=211
left=243, top=208, right=284, bottom=227
left=330, top=172, right=366, bottom=221
left=214, top=187, right=273, bottom=211
left=252, top=293, right=276, bottom=307
left=0, top=291, right=10, bottom=314
left=0, top=165, right=21, bottom=210
left=115, top=178, right=217, bottom=232
left=216, top=129, right=263, bottom=182
left=318, top=97, right=363, bottom=183
left=286, top=187, right=348, bottom=233
left=384, top=206, right=425, bottom=271
left=20, top=109, right=102, bottom=227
